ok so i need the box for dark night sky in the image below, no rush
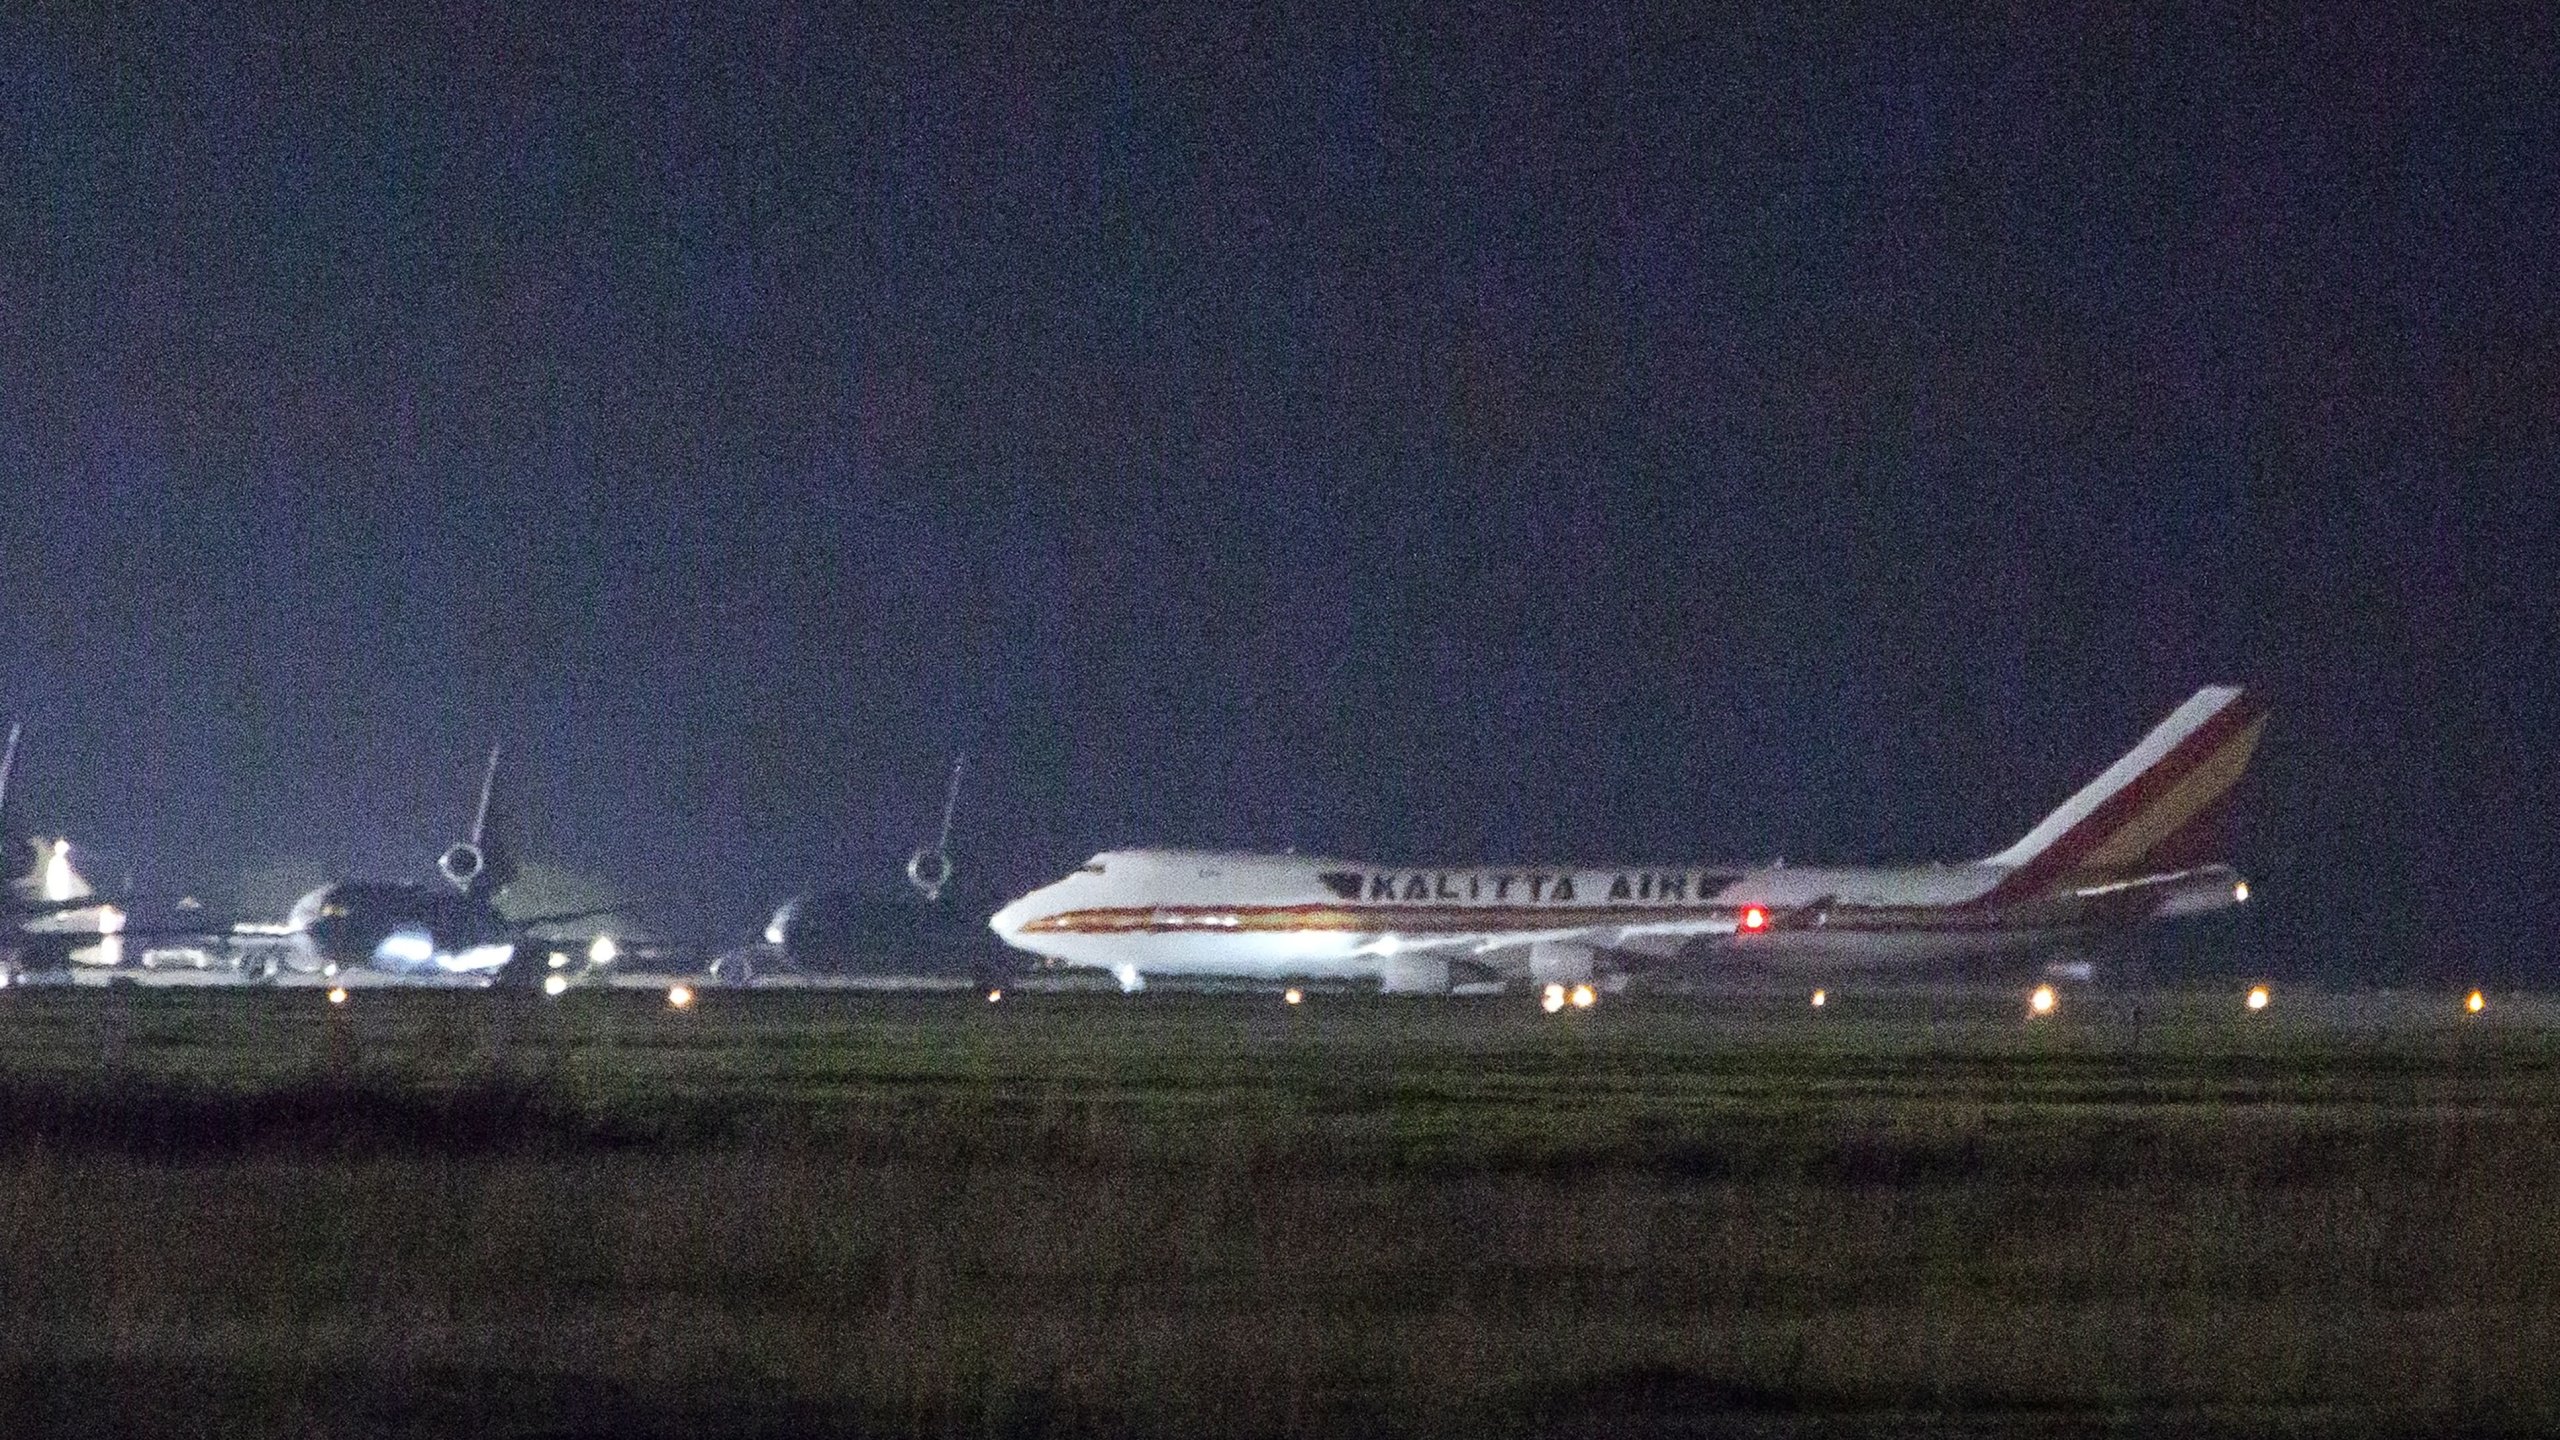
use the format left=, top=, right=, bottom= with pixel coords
left=1, top=4, right=2552, bottom=972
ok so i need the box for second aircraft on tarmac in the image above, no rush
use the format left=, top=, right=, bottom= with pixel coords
left=989, top=686, right=2267, bottom=993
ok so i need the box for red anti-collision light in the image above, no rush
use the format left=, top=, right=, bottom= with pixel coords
left=1741, top=905, right=1768, bottom=932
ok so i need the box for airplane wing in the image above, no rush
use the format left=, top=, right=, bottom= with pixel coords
left=7, top=895, right=131, bottom=921
left=502, top=904, right=629, bottom=931
left=2068, top=863, right=2249, bottom=921
left=89, top=923, right=270, bottom=943
left=2069, top=863, right=2241, bottom=898
left=1362, top=913, right=1745, bottom=959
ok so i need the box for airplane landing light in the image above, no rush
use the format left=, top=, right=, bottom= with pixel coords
left=2028, top=983, right=2059, bottom=1018
left=1541, top=983, right=1568, bottom=1015
left=326, top=986, right=349, bottom=1006
left=1284, top=987, right=1303, bottom=1006
left=2233, top=880, right=2250, bottom=904
left=1569, top=983, right=1597, bottom=1010
left=542, top=973, right=571, bottom=998
left=985, top=988, right=1004, bottom=1003
left=2467, top=989, right=2487, bottom=1015
left=1811, top=988, right=1827, bottom=1009
left=2246, top=984, right=2272, bottom=1012
left=666, top=984, right=695, bottom=1010
left=589, top=934, right=619, bottom=967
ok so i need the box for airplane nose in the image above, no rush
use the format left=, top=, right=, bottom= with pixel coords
left=991, top=882, right=1078, bottom=956
left=988, top=894, right=1033, bottom=940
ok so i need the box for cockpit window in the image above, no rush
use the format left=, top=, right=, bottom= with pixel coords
left=1077, top=863, right=1107, bottom=875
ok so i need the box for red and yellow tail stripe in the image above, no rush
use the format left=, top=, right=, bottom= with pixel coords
left=1980, top=689, right=2266, bottom=904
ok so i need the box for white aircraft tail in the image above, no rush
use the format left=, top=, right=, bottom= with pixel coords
left=1981, top=686, right=2266, bottom=900
left=0, top=722, right=41, bottom=893
left=0, top=721, right=19, bottom=825
left=435, top=743, right=518, bottom=899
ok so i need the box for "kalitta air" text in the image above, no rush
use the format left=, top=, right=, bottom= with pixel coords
left=1316, top=870, right=1738, bottom=905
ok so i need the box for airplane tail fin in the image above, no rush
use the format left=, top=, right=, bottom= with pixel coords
left=1, top=723, right=43, bottom=894
left=1981, top=686, right=2266, bottom=899
left=0, top=722, right=19, bottom=826
left=436, top=743, right=520, bottom=899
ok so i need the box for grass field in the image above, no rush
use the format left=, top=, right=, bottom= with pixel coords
left=1, top=983, right=2555, bottom=1437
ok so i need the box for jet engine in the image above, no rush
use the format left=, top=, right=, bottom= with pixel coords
left=437, top=842, right=486, bottom=890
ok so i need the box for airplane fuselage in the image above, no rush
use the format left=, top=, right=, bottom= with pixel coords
left=286, top=880, right=520, bottom=976
left=716, top=888, right=1016, bottom=984
left=993, top=853, right=1755, bottom=979
left=989, top=848, right=2247, bottom=989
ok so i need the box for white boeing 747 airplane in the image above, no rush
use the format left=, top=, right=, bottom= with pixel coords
left=989, top=686, right=2266, bottom=993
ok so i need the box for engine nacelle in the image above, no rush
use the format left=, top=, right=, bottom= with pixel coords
left=710, top=943, right=773, bottom=986
left=905, top=847, right=953, bottom=902
left=1378, top=953, right=1452, bottom=993
left=437, top=842, right=486, bottom=890
left=1529, top=939, right=1595, bottom=986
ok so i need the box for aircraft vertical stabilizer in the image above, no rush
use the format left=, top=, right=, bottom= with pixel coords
left=1980, top=686, right=2266, bottom=900
left=436, top=743, right=520, bottom=901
